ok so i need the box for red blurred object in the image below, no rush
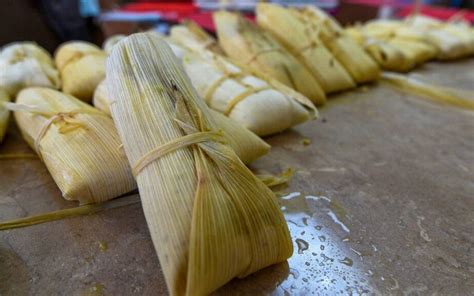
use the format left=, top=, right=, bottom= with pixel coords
left=397, top=5, right=474, bottom=22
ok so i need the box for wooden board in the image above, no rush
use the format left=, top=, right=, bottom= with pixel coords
left=1, top=59, right=473, bottom=295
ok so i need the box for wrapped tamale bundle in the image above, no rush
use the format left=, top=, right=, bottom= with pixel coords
left=293, top=6, right=380, bottom=84
left=103, top=34, right=126, bottom=54
left=388, top=38, right=437, bottom=65
left=55, top=41, right=106, bottom=102
left=0, top=42, right=61, bottom=96
left=93, top=80, right=271, bottom=164
left=0, top=88, right=10, bottom=143
left=255, top=4, right=355, bottom=93
left=214, top=11, right=326, bottom=105
left=345, top=27, right=416, bottom=72
left=107, top=33, right=292, bottom=295
left=170, top=20, right=225, bottom=55
left=12, top=87, right=135, bottom=204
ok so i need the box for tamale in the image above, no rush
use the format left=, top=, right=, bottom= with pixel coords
left=12, top=87, right=135, bottom=204
left=345, top=27, right=417, bottom=72
left=255, top=4, right=355, bottom=93
left=107, top=33, right=292, bottom=296
left=55, top=41, right=106, bottom=102
left=0, top=42, right=61, bottom=96
left=177, top=47, right=317, bottom=136
left=214, top=11, right=326, bottom=105
left=388, top=38, right=437, bottom=65
left=170, top=20, right=225, bottom=54
left=103, top=34, right=127, bottom=54
left=93, top=80, right=271, bottom=164
left=0, top=88, right=10, bottom=143
left=297, top=6, right=380, bottom=83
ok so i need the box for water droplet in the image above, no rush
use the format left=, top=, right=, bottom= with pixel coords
left=320, top=245, right=325, bottom=251
left=302, top=217, right=309, bottom=226
left=302, top=278, right=309, bottom=283
left=289, top=268, right=300, bottom=279
left=318, top=235, right=326, bottom=242
left=281, top=206, right=287, bottom=211
left=320, top=253, right=334, bottom=262
left=305, top=261, right=310, bottom=266
left=339, top=257, right=353, bottom=266
left=342, top=236, right=351, bottom=242
left=281, top=192, right=301, bottom=200
left=296, top=238, right=309, bottom=254
left=300, top=231, right=306, bottom=235
left=311, top=252, right=317, bottom=256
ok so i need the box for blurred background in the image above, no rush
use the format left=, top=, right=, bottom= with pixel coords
left=1, top=0, right=473, bottom=53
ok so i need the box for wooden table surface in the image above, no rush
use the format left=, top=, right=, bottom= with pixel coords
left=1, top=59, right=473, bottom=295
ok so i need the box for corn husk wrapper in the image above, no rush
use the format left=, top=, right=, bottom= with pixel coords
left=294, top=6, right=380, bottom=84
left=255, top=4, right=355, bottom=93
left=13, top=87, right=135, bottom=204
left=0, top=42, right=61, bottom=96
left=55, top=41, right=106, bottom=102
left=107, top=33, right=292, bottom=296
left=346, top=27, right=417, bottom=72
left=93, top=80, right=270, bottom=164
left=0, top=89, right=10, bottom=143
left=103, top=34, right=127, bottom=54
left=178, top=48, right=317, bottom=136
left=170, top=20, right=225, bottom=55
left=214, top=11, right=326, bottom=105
left=388, top=38, right=438, bottom=65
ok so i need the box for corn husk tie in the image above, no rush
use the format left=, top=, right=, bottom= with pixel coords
left=6, top=102, right=107, bottom=160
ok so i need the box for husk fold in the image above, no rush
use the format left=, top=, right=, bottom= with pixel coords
left=93, top=79, right=271, bottom=164
left=55, top=41, right=107, bottom=102
left=214, top=11, right=326, bottom=105
left=13, top=87, right=136, bottom=204
left=170, top=20, right=225, bottom=54
left=106, top=33, right=292, bottom=296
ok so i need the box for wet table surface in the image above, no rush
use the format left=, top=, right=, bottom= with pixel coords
left=1, top=60, right=473, bottom=295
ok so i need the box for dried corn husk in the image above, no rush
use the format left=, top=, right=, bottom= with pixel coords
left=255, top=4, right=355, bottom=93
left=0, top=88, right=10, bottom=142
left=55, top=41, right=106, bottom=102
left=346, top=27, right=418, bottom=72
left=107, top=33, right=292, bottom=296
left=0, top=42, right=61, bottom=96
left=170, top=20, right=224, bottom=54
left=388, top=38, right=438, bottom=65
left=293, top=6, right=380, bottom=84
left=93, top=80, right=270, bottom=164
left=381, top=72, right=474, bottom=111
left=12, top=87, right=135, bottom=204
left=214, top=11, right=326, bottom=105
left=103, top=34, right=127, bottom=54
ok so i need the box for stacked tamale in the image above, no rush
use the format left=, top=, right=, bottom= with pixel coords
left=0, top=89, right=10, bottom=143
left=107, top=33, right=292, bottom=295
left=55, top=41, right=107, bottom=102
left=0, top=42, right=61, bottom=96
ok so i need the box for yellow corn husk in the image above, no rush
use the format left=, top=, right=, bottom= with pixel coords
left=93, top=79, right=270, bottom=164
left=363, top=19, right=402, bottom=38
left=0, top=42, right=61, bottom=96
left=365, top=39, right=415, bottom=72
left=388, top=38, right=438, bottom=65
left=103, top=34, right=127, bottom=54
left=381, top=72, right=474, bottom=111
left=345, top=26, right=413, bottom=71
left=294, top=6, right=380, bottom=84
left=0, top=88, right=10, bottom=143
left=255, top=4, right=355, bottom=93
left=107, top=33, right=292, bottom=296
left=55, top=41, right=106, bottom=102
left=13, top=87, right=135, bottom=204
left=214, top=11, right=326, bottom=105
left=170, top=20, right=225, bottom=55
